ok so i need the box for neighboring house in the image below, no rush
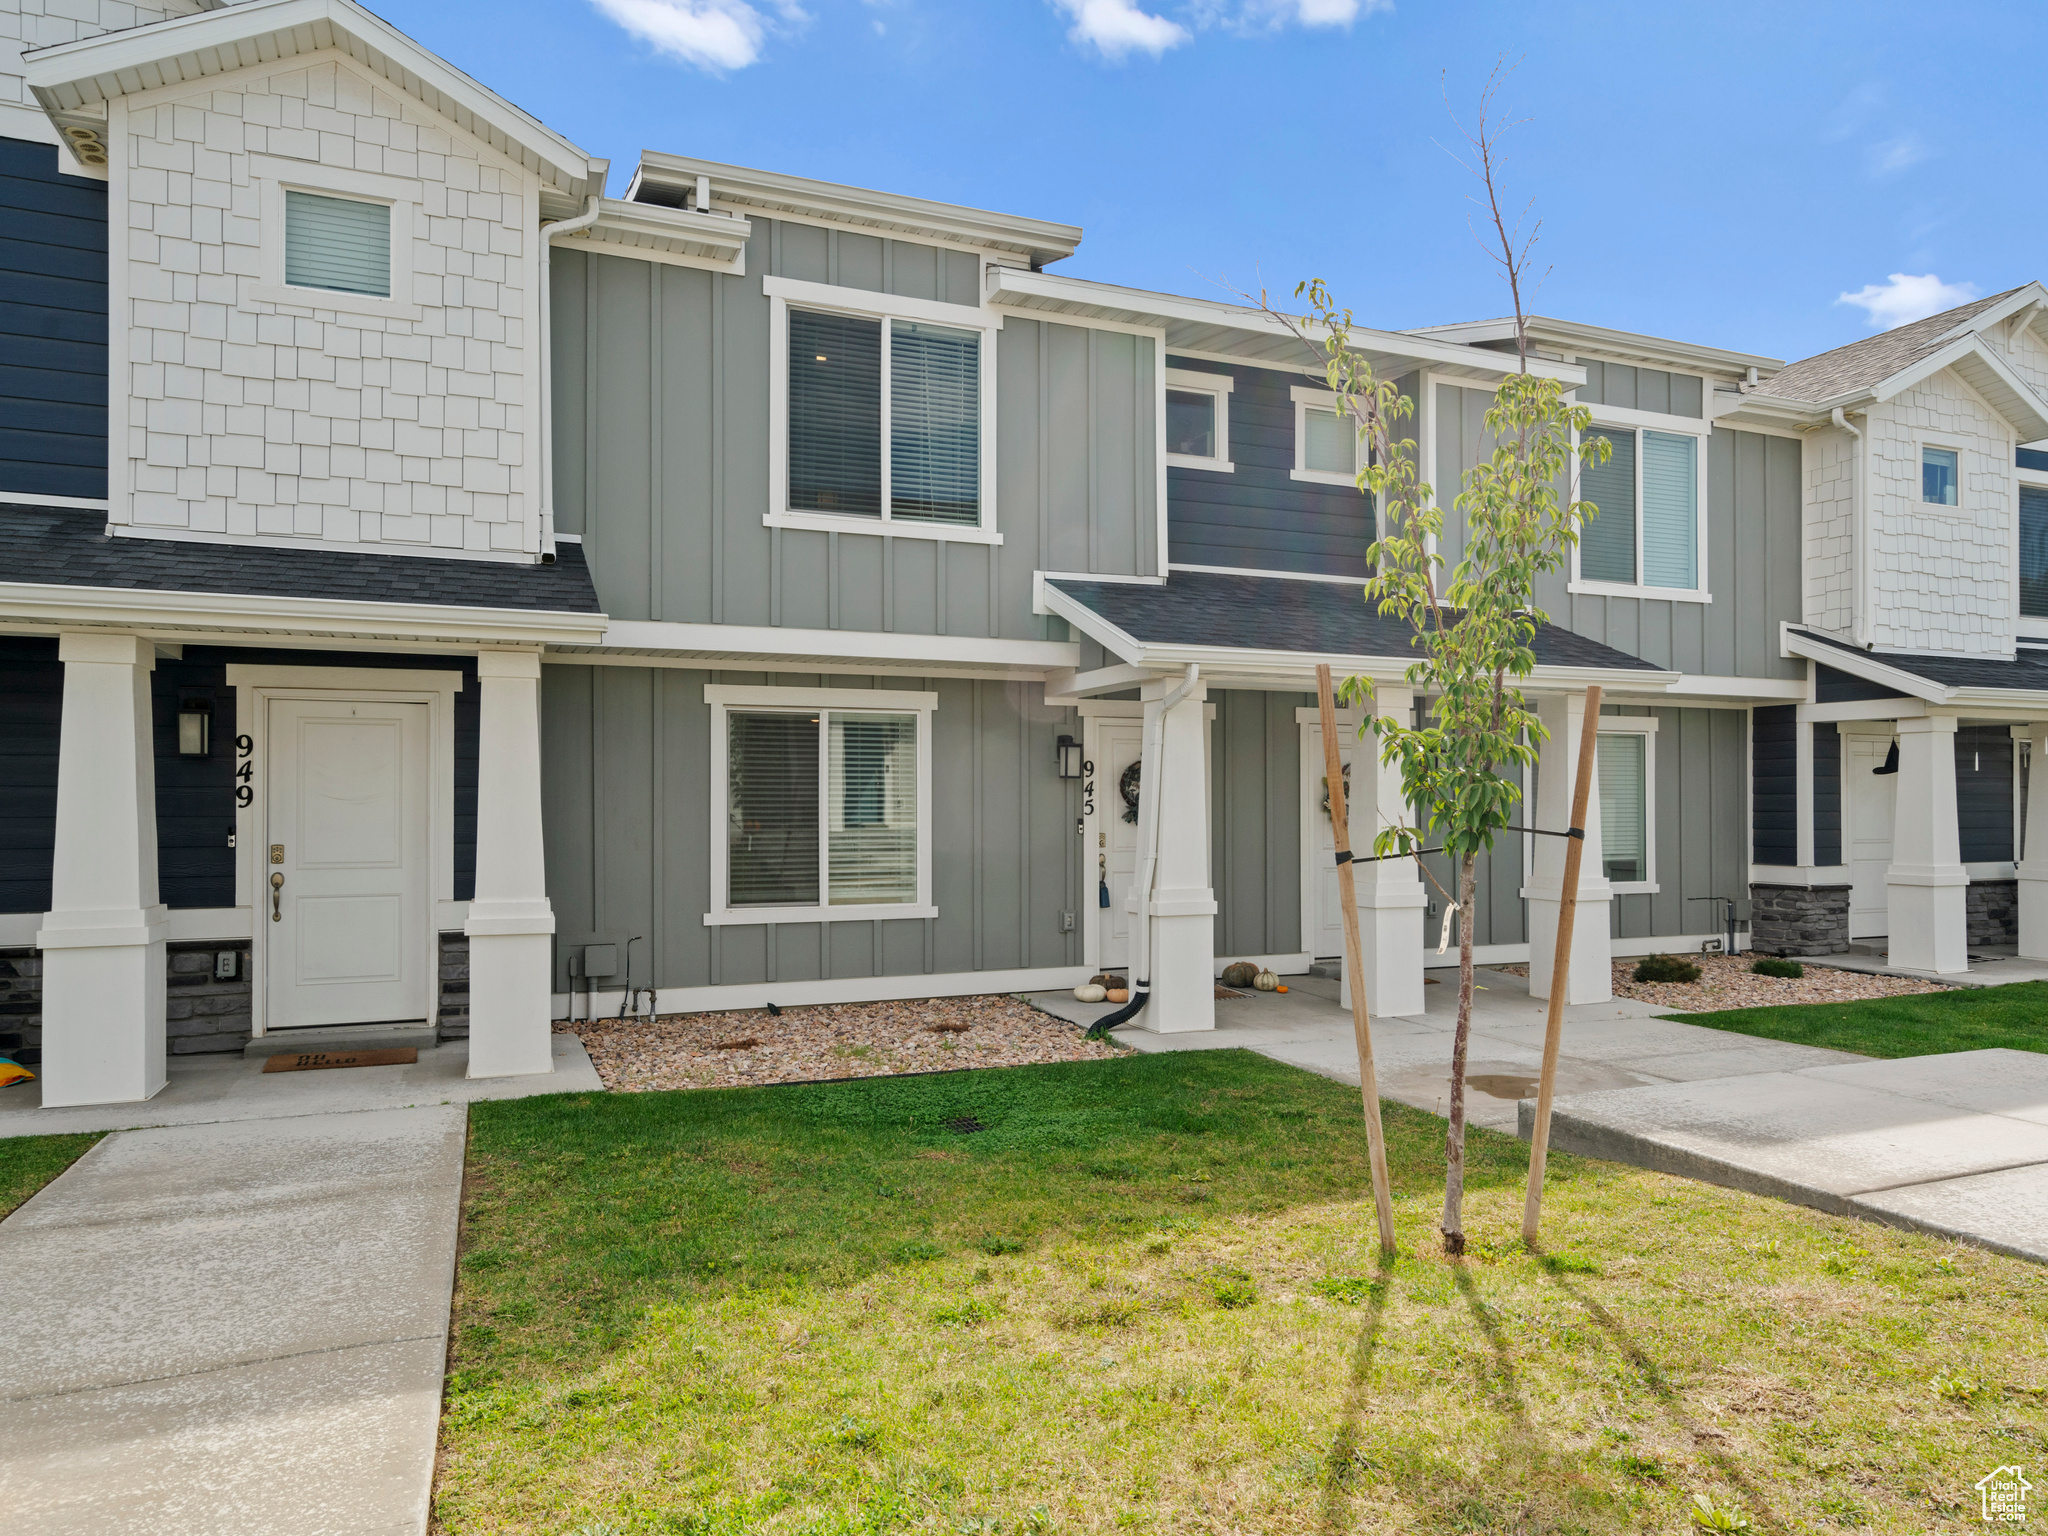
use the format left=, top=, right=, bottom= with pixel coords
left=3, top=0, right=2045, bottom=1111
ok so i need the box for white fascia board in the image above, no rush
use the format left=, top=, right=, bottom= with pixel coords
left=1407, top=316, right=1782, bottom=377
left=1781, top=630, right=1948, bottom=703
left=987, top=269, right=1585, bottom=387
left=592, top=618, right=1078, bottom=672
left=633, top=151, right=1081, bottom=265
left=1623, top=674, right=1810, bottom=703
left=1933, top=283, right=2048, bottom=347
left=1035, top=582, right=1148, bottom=664
left=1132, top=642, right=1678, bottom=691
left=1872, top=334, right=2048, bottom=443
left=23, top=0, right=605, bottom=201
left=557, top=199, right=751, bottom=271
left=0, top=581, right=610, bottom=647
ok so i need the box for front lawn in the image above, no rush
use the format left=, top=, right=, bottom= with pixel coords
left=0, top=1130, right=102, bottom=1220
left=1665, top=978, right=2048, bottom=1059
left=437, top=1051, right=2046, bottom=1534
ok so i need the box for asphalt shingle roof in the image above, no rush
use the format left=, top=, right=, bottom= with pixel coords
left=1797, top=627, right=2048, bottom=693
left=1760, top=289, right=2019, bottom=403
left=1049, top=570, right=1663, bottom=672
left=0, top=504, right=602, bottom=613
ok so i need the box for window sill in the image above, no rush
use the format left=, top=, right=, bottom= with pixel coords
left=765, top=510, right=1003, bottom=546
left=1290, top=468, right=1360, bottom=488
left=1569, top=580, right=1712, bottom=605
left=1167, top=454, right=1235, bottom=473
left=704, top=904, right=939, bottom=927
left=247, top=282, right=421, bottom=323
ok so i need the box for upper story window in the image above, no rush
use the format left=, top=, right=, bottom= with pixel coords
left=1165, top=367, right=1233, bottom=471
left=284, top=189, right=391, bottom=298
left=767, top=276, right=1000, bottom=545
left=1577, top=423, right=1704, bottom=595
left=1922, top=445, right=1960, bottom=506
left=2022, top=484, right=2048, bottom=618
left=1291, top=386, right=1359, bottom=486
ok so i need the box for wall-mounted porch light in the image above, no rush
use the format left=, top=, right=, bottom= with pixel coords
left=177, top=693, right=213, bottom=758
left=1872, top=741, right=1899, bottom=776
left=1056, top=734, right=1084, bottom=780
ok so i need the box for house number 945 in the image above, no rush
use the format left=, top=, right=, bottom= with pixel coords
left=235, top=733, right=254, bottom=807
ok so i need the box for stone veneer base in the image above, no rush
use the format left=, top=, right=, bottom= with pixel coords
left=1748, top=883, right=1851, bottom=957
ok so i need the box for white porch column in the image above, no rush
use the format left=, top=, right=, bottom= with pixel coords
left=37, top=633, right=168, bottom=1107
left=1526, top=690, right=1614, bottom=1004
left=1340, top=685, right=1427, bottom=1018
left=1887, top=715, right=1968, bottom=975
left=2019, top=726, right=2048, bottom=960
left=465, top=650, right=557, bottom=1077
left=1130, top=672, right=1215, bottom=1032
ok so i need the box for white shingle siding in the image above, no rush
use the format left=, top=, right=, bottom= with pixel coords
left=1802, top=422, right=1856, bottom=639
left=1866, top=371, right=2013, bottom=656
left=112, top=54, right=541, bottom=556
left=0, top=1, right=207, bottom=116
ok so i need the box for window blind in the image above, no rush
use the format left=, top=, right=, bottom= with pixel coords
left=890, top=320, right=980, bottom=524
left=1640, top=430, right=1698, bottom=589
left=284, top=190, right=391, bottom=297
left=828, top=713, right=918, bottom=905
left=727, top=712, right=821, bottom=906
left=1578, top=426, right=1637, bottom=583
left=1303, top=407, right=1354, bottom=475
left=789, top=308, right=883, bottom=517
left=1167, top=389, right=1216, bottom=458
left=2022, top=486, right=2048, bottom=618
left=1598, top=732, right=1648, bottom=884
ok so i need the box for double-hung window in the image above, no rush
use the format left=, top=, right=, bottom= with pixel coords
left=1577, top=422, right=1706, bottom=596
left=1595, top=724, right=1656, bottom=892
left=1291, top=386, right=1360, bottom=485
left=707, top=685, right=937, bottom=924
left=1922, top=445, right=1960, bottom=506
left=1165, top=367, right=1234, bottom=471
left=768, top=277, right=999, bottom=543
left=2023, top=482, right=2048, bottom=619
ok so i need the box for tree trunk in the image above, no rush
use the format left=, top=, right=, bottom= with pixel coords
left=1440, top=854, right=1479, bottom=1254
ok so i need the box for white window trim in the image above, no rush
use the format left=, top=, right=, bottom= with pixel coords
left=1569, top=418, right=1711, bottom=603
left=1917, top=437, right=1966, bottom=513
left=705, top=683, right=938, bottom=926
left=765, top=274, right=1002, bottom=546
left=1165, top=367, right=1234, bottom=473
left=1290, top=384, right=1360, bottom=486
left=2018, top=465, right=2048, bottom=635
left=248, top=155, right=421, bottom=322
left=1597, top=718, right=1658, bottom=896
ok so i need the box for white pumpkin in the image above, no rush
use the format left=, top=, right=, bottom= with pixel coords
left=1073, top=983, right=1108, bottom=1003
left=1253, top=970, right=1279, bottom=992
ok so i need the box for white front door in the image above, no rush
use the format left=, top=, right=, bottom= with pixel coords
left=1304, top=722, right=1359, bottom=960
left=1091, top=720, right=1145, bottom=970
left=265, top=698, right=431, bottom=1029
left=1846, top=733, right=1897, bottom=940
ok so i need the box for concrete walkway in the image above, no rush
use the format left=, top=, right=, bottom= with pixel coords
left=0, top=1037, right=601, bottom=1534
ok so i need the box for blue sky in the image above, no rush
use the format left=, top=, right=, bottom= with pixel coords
left=392, top=0, right=2043, bottom=365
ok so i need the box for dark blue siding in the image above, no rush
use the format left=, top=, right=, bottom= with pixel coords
left=1751, top=704, right=1796, bottom=864
left=1956, top=725, right=2014, bottom=864
left=0, top=639, right=61, bottom=914
left=0, top=137, right=107, bottom=500
left=153, top=661, right=237, bottom=907
left=1815, top=663, right=1906, bottom=703
left=1164, top=357, right=1375, bottom=577
left=1813, top=722, right=1841, bottom=866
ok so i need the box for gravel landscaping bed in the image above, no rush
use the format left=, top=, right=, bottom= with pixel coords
left=563, top=993, right=1119, bottom=1092
left=1494, top=952, right=1951, bottom=1012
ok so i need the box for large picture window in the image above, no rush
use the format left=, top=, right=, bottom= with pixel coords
left=769, top=277, right=998, bottom=542
left=708, top=685, right=937, bottom=924
left=1578, top=424, right=1702, bottom=593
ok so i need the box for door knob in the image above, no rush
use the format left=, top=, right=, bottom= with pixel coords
left=270, top=870, right=284, bottom=922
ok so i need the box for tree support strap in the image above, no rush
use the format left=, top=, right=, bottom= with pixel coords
left=1335, top=824, right=1581, bottom=866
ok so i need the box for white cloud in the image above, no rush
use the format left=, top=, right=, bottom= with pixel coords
left=1836, top=273, right=1980, bottom=331
left=1867, top=133, right=1931, bottom=178
left=587, top=0, right=801, bottom=72
left=1055, top=0, right=1191, bottom=60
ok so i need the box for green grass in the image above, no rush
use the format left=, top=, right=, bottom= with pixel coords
left=1664, top=978, right=2048, bottom=1059
left=0, top=1130, right=102, bottom=1220
left=437, top=1051, right=2048, bottom=1535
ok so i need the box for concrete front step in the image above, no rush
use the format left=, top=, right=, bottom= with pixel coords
left=242, top=1022, right=438, bottom=1058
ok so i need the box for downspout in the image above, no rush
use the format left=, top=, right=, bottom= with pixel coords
left=1089, top=663, right=1200, bottom=1036
left=536, top=194, right=602, bottom=564
left=1833, top=406, right=1869, bottom=647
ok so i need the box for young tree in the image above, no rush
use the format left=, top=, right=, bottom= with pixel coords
left=1259, top=71, right=1606, bottom=1253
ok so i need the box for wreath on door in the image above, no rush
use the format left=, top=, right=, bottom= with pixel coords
left=1119, top=761, right=1142, bottom=823
left=1321, top=762, right=1352, bottom=819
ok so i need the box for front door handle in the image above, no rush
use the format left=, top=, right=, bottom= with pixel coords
left=270, top=871, right=284, bottom=922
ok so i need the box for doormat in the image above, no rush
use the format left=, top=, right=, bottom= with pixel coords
left=262, top=1047, right=419, bottom=1073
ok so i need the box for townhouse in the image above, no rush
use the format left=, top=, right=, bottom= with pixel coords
left=3, top=0, right=2044, bottom=1110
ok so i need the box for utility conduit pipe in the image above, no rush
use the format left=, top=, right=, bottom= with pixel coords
left=536, top=194, right=602, bottom=563
left=1089, top=663, right=1199, bottom=1036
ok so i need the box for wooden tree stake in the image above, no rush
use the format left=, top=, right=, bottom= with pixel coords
left=1316, top=663, right=1397, bottom=1257
left=1522, top=683, right=1603, bottom=1245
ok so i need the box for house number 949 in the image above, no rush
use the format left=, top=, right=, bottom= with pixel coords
left=235, top=733, right=254, bottom=807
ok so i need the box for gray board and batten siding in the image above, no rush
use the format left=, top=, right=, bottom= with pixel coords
left=1433, top=381, right=1803, bottom=682
left=1164, top=357, right=1382, bottom=578
left=548, top=222, right=1158, bottom=641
